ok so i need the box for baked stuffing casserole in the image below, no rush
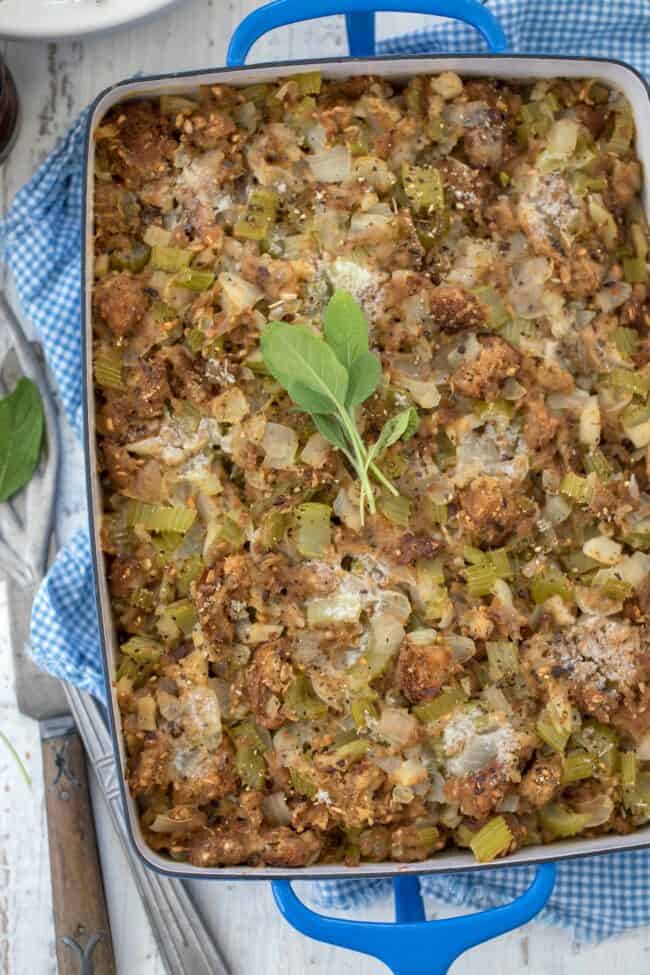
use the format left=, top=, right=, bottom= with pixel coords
left=92, top=71, right=650, bottom=868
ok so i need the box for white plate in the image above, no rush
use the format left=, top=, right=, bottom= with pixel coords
left=0, top=0, right=185, bottom=40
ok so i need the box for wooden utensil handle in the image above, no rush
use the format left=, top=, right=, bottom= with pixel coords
left=41, top=728, right=116, bottom=974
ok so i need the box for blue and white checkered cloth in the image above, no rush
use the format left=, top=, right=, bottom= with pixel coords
left=3, top=0, right=650, bottom=942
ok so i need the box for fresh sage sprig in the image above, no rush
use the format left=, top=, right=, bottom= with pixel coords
left=261, top=290, right=418, bottom=523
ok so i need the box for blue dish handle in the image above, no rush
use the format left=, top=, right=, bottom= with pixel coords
left=227, top=0, right=508, bottom=66
left=272, top=863, right=556, bottom=975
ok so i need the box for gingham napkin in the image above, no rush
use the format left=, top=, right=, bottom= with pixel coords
left=3, top=0, right=650, bottom=942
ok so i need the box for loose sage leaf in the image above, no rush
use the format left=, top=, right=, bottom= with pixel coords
left=401, top=406, right=420, bottom=441
left=367, top=407, right=417, bottom=467
left=346, top=351, right=382, bottom=408
left=311, top=414, right=353, bottom=458
left=261, top=321, right=348, bottom=411
left=324, top=290, right=369, bottom=370
left=0, top=378, right=44, bottom=503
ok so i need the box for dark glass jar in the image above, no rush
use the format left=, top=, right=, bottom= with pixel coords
left=0, top=59, right=19, bottom=164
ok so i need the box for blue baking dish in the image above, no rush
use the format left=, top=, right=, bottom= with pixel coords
left=82, top=2, right=650, bottom=970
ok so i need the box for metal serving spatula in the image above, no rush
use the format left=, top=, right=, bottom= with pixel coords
left=0, top=294, right=116, bottom=975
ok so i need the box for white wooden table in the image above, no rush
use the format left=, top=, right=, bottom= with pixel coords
left=1, top=4, right=650, bottom=972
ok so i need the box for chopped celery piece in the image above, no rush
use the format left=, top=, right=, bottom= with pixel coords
left=401, top=162, right=445, bottom=214
left=416, top=558, right=447, bottom=620
left=624, top=772, right=650, bottom=819
left=285, top=674, right=328, bottom=720
left=289, top=768, right=317, bottom=799
left=288, top=95, right=317, bottom=130
left=470, top=816, right=513, bottom=863
left=330, top=738, right=370, bottom=766
left=94, top=347, right=124, bottom=390
left=405, top=83, right=424, bottom=115
left=473, top=398, right=515, bottom=422
left=463, top=545, right=486, bottom=565
left=120, top=636, right=163, bottom=664
left=632, top=222, right=648, bottom=260
left=561, top=550, right=599, bottom=575
left=614, top=326, right=640, bottom=359
left=620, top=751, right=638, bottom=793
left=562, top=750, right=596, bottom=784
left=230, top=722, right=267, bottom=790
left=530, top=571, right=573, bottom=605
left=186, top=327, right=207, bottom=352
left=607, top=106, right=635, bottom=154
left=588, top=194, right=618, bottom=249
left=127, top=501, right=197, bottom=534
left=571, top=172, right=607, bottom=195
left=289, top=70, right=322, bottom=95
left=351, top=694, right=379, bottom=728
left=608, top=367, right=649, bottom=398
left=575, top=720, right=618, bottom=775
left=465, top=564, right=500, bottom=597
left=175, top=555, right=203, bottom=597
left=293, top=502, right=332, bottom=558
left=455, top=824, right=476, bottom=848
left=582, top=447, right=612, bottom=481
left=486, top=641, right=519, bottom=681
left=472, top=286, right=509, bottom=330
left=109, top=241, right=151, bottom=273
left=537, top=706, right=570, bottom=753
left=415, top=825, right=440, bottom=850
left=150, top=244, right=192, bottom=272
left=378, top=494, right=412, bottom=527
left=428, top=501, right=448, bottom=526
left=623, top=256, right=648, bottom=283
left=413, top=688, right=466, bottom=724
left=345, top=122, right=370, bottom=157
left=242, top=83, right=272, bottom=107
left=464, top=548, right=512, bottom=597
left=594, top=575, right=633, bottom=601
left=560, top=471, right=596, bottom=504
left=174, top=268, right=216, bottom=292
left=519, top=98, right=555, bottom=141
left=150, top=300, right=178, bottom=324
left=258, top=510, right=288, bottom=550
left=622, top=401, right=650, bottom=428
left=624, top=531, right=650, bottom=551
left=130, top=587, right=155, bottom=612
left=160, top=598, right=198, bottom=637
left=210, top=517, right=246, bottom=551
left=501, top=317, right=537, bottom=347
left=234, top=188, right=279, bottom=241
left=539, top=803, right=590, bottom=839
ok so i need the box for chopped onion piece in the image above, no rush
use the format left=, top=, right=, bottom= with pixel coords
left=300, top=432, right=331, bottom=468
left=583, top=536, right=623, bottom=565
left=308, top=144, right=351, bottom=182
left=263, top=792, right=293, bottom=826
left=375, top=707, right=419, bottom=747
left=263, top=422, right=298, bottom=469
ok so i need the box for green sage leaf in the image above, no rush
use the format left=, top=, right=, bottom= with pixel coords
left=261, top=321, right=348, bottom=411
left=401, top=406, right=420, bottom=441
left=0, top=378, right=44, bottom=503
left=369, top=407, right=418, bottom=465
left=311, top=414, right=353, bottom=458
left=324, top=290, right=369, bottom=370
left=346, top=351, right=382, bottom=408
